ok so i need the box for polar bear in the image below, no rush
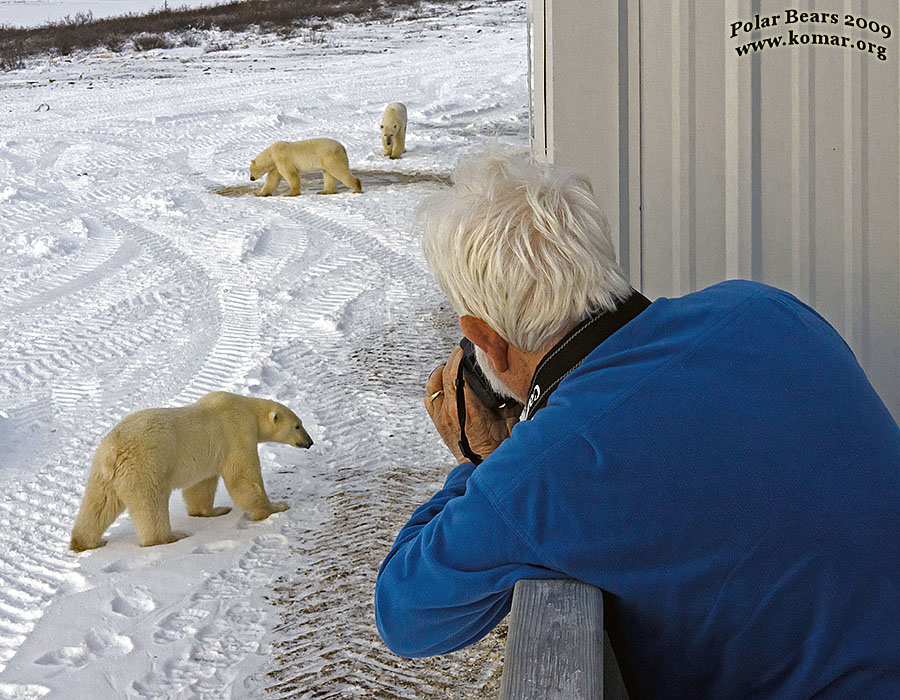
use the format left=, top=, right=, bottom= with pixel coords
left=70, top=392, right=313, bottom=551
left=249, top=138, right=362, bottom=196
left=380, top=102, right=407, bottom=159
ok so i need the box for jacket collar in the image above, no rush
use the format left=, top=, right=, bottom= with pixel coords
left=523, top=290, right=651, bottom=420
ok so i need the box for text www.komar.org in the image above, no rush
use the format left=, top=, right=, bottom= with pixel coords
left=731, top=9, right=893, bottom=61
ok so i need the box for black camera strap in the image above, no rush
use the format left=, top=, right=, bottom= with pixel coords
left=523, top=290, right=651, bottom=421
left=454, top=290, right=651, bottom=465
left=456, top=362, right=486, bottom=465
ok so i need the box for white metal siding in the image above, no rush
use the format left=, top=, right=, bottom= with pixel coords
left=533, top=0, right=900, bottom=420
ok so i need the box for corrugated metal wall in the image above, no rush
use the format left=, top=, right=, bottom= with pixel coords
left=533, top=0, right=900, bottom=420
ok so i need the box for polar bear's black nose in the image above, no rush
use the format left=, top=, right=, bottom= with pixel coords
left=250, top=175, right=256, bottom=181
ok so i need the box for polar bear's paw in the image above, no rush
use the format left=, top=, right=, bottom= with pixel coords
left=249, top=501, right=289, bottom=521
left=189, top=506, right=232, bottom=518
left=270, top=500, right=289, bottom=513
left=141, top=531, right=189, bottom=547
left=70, top=536, right=108, bottom=552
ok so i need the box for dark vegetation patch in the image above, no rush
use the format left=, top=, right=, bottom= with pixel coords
left=0, top=0, right=461, bottom=71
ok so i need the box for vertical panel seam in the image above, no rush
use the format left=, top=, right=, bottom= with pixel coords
left=843, top=0, right=855, bottom=347
left=618, top=0, right=630, bottom=275
left=671, top=0, right=682, bottom=295
left=859, top=0, right=870, bottom=363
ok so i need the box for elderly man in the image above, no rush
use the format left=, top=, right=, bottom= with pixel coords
left=374, top=148, right=900, bottom=699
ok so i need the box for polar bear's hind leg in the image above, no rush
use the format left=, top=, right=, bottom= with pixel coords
left=319, top=171, right=338, bottom=195
left=321, top=151, right=362, bottom=194
left=184, top=477, right=231, bottom=517
left=70, top=472, right=125, bottom=552
left=124, top=487, right=187, bottom=547
left=349, top=174, right=362, bottom=193
left=327, top=164, right=361, bottom=193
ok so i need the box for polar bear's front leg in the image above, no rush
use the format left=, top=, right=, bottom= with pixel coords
left=280, top=166, right=301, bottom=196
left=223, top=456, right=289, bottom=521
left=183, top=477, right=232, bottom=517
left=257, top=170, right=281, bottom=196
left=391, top=131, right=406, bottom=159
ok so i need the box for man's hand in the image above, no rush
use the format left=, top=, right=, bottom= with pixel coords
left=424, top=346, right=522, bottom=464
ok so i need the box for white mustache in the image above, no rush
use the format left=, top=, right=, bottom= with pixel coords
left=473, top=346, right=518, bottom=401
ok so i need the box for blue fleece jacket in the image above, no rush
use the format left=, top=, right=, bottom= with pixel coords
left=375, top=280, right=900, bottom=699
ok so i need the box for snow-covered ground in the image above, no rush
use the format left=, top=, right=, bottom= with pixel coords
left=1, top=0, right=226, bottom=29
left=0, top=2, right=529, bottom=696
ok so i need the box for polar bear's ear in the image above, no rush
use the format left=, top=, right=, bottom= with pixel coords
left=269, top=409, right=280, bottom=424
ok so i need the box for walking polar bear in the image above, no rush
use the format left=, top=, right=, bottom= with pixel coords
left=380, top=102, right=407, bottom=159
left=70, top=392, right=313, bottom=551
left=250, top=138, right=362, bottom=196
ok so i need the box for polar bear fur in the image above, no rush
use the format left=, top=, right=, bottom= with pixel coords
left=70, top=392, right=313, bottom=551
left=380, top=102, right=407, bottom=159
left=250, top=138, right=362, bottom=196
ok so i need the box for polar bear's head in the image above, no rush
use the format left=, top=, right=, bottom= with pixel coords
left=249, top=146, right=275, bottom=181
left=249, top=157, right=267, bottom=181
left=381, top=118, right=401, bottom=146
left=267, top=405, right=314, bottom=449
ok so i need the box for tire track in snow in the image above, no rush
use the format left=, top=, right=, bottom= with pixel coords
left=0, top=217, right=217, bottom=411
left=0, top=218, right=136, bottom=313
left=0, top=2, right=527, bottom=695
left=173, top=283, right=261, bottom=403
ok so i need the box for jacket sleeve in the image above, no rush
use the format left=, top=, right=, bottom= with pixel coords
left=374, top=460, right=563, bottom=658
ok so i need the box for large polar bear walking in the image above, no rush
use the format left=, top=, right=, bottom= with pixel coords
left=381, top=102, right=407, bottom=159
left=250, top=138, right=362, bottom=196
left=70, top=392, right=313, bottom=551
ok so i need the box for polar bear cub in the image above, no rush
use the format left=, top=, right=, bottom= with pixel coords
left=70, top=392, right=313, bottom=551
left=250, top=138, right=362, bottom=196
left=381, top=102, right=407, bottom=159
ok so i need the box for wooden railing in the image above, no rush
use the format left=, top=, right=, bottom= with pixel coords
left=498, top=579, right=630, bottom=700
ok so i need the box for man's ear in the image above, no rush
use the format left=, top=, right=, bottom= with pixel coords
left=460, top=316, right=509, bottom=372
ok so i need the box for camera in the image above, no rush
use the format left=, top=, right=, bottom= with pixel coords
left=459, top=337, right=510, bottom=410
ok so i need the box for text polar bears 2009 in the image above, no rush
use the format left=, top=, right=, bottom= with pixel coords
left=730, top=9, right=892, bottom=61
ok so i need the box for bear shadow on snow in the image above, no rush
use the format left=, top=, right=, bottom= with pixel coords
left=211, top=169, right=451, bottom=197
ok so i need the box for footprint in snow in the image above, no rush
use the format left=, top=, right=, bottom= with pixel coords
left=56, top=571, right=91, bottom=596
left=110, top=586, right=157, bottom=617
left=101, top=550, right=163, bottom=573
left=191, top=534, right=289, bottom=602
left=153, top=607, right=209, bottom=644
left=0, top=682, right=51, bottom=700
left=191, top=539, right=239, bottom=554
left=34, top=629, right=133, bottom=668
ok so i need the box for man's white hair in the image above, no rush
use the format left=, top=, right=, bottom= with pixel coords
left=419, top=146, right=632, bottom=352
